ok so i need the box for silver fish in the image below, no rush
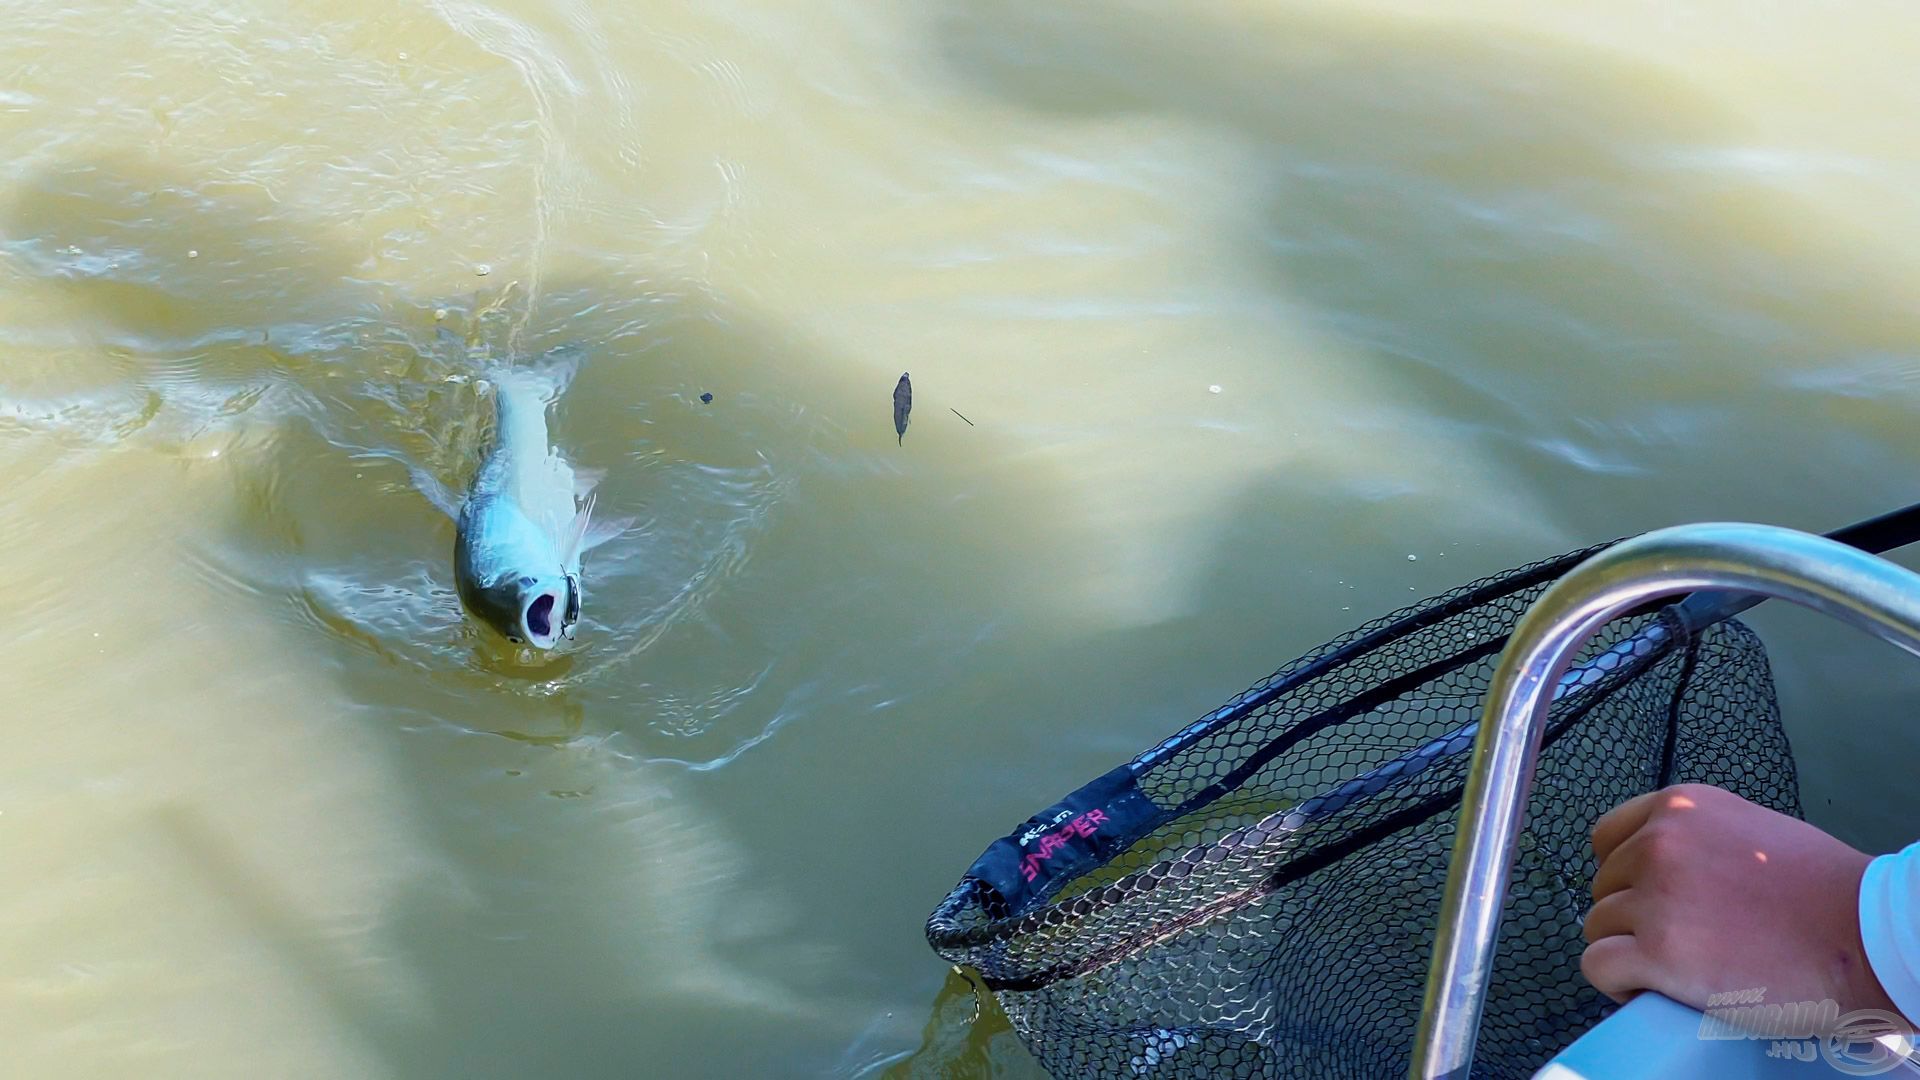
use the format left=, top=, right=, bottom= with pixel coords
left=428, top=350, right=631, bottom=650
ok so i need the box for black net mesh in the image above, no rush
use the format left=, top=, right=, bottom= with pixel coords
left=926, top=540, right=1800, bottom=1079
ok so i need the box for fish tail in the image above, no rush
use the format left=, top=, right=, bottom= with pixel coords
left=490, top=343, right=584, bottom=406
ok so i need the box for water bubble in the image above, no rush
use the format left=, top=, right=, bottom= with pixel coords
left=474, top=264, right=492, bottom=276
left=1407, top=554, right=1418, bottom=561
left=1208, top=384, right=1222, bottom=394
left=187, top=249, right=199, bottom=259
left=397, top=50, right=410, bottom=61
left=434, top=308, right=448, bottom=320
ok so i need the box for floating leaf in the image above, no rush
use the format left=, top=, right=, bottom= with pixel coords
left=894, top=372, right=912, bottom=445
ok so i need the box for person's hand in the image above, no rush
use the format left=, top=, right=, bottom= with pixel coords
left=1581, top=782, right=1904, bottom=1021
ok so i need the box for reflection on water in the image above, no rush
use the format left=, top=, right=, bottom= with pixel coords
left=874, top=968, right=1025, bottom=1079
left=2, top=0, right=1919, bottom=1076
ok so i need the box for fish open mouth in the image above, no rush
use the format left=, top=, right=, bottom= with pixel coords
left=524, top=593, right=557, bottom=642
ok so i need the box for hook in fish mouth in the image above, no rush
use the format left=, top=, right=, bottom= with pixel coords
left=507, top=571, right=580, bottom=650
left=561, top=572, right=581, bottom=640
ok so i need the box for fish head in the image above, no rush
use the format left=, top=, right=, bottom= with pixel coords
left=469, top=571, right=575, bottom=650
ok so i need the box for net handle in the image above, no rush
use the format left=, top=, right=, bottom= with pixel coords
left=1136, top=499, right=1920, bottom=775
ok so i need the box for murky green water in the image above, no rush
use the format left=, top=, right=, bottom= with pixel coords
left=3, top=1, right=1919, bottom=1076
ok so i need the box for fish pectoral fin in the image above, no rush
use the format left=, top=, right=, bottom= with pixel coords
left=406, top=462, right=462, bottom=518
left=581, top=516, right=637, bottom=552
left=346, top=450, right=462, bottom=518
left=572, top=466, right=607, bottom=499
left=561, top=493, right=596, bottom=564
left=563, top=492, right=635, bottom=562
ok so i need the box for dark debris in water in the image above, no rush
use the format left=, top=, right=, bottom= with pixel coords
left=699, top=391, right=713, bottom=404
left=894, top=372, right=912, bottom=445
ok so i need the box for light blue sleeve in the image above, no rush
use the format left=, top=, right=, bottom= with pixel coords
left=1859, top=841, right=1920, bottom=1025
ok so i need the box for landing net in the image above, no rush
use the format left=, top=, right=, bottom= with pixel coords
left=926, top=540, right=1799, bottom=1078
